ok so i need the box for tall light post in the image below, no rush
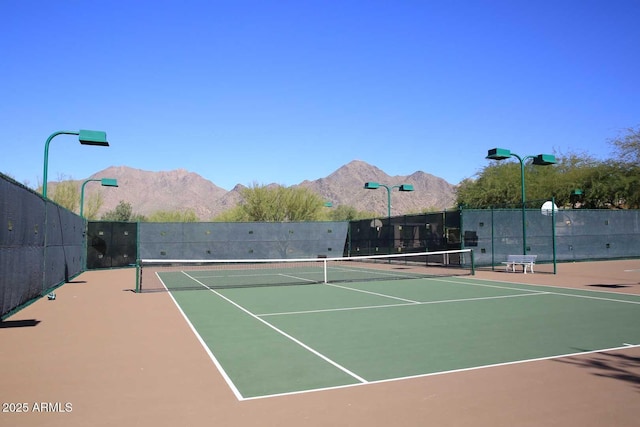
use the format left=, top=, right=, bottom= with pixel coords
left=364, top=182, right=414, bottom=254
left=486, top=148, right=556, bottom=255
left=80, top=178, right=118, bottom=218
left=364, top=182, right=414, bottom=218
left=42, top=130, right=109, bottom=198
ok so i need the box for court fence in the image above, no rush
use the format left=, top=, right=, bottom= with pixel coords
left=1, top=173, right=85, bottom=319
left=138, top=221, right=348, bottom=260
left=460, top=207, right=640, bottom=268
left=345, top=207, right=640, bottom=268
left=347, top=211, right=462, bottom=256
left=3, top=166, right=640, bottom=318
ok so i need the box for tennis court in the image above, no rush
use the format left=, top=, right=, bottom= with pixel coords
left=153, top=256, right=640, bottom=400
left=3, top=259, right=640, bottom=427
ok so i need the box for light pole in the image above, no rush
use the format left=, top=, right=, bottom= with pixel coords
left=570, top=189, right=584, bottom=208
left=364, top=182, right=414, bottom=218
left=364, top=181, right=414, bottom=254
left=42, top=130, right=109, bottom=198
left=486, top=148, right=556, bottom=255
left=80, top=178, right=118, bottom=218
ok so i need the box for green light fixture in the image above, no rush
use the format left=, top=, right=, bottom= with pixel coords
left=42, top=130, right=109, bottom=198
left=364, top=181, right=415, bottom=218
left=80, top=178, right=118, bottom=218
left=485, top=147, right=557, bottom=254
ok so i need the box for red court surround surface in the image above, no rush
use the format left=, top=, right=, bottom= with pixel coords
left=1, top=260, right=639, bottom=426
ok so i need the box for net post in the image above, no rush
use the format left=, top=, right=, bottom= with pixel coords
left=470, top=249, right=475, bottom=275
left=552, top=196, right=557, bottom=275
left=323, top=259, right=328, bottom=283
left=135, top=259, right=141, bottom=293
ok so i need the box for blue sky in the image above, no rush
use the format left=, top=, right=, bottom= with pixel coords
left=1, top=0, right=638, bottom=190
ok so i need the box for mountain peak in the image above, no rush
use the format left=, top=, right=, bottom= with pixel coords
left=76, top=161, right=456, bottom=219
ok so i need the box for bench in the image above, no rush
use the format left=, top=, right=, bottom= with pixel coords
left=502, top=255, right=537, bottom=274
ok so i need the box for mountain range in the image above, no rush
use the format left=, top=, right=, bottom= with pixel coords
left=68, top=160, right=457, bottom=219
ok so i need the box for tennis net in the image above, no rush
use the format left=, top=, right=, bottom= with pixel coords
left=135, top=249, right=474, bottom=292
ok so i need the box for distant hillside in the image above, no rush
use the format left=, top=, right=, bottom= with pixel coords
left=298, top=160, right=456, bottom=216
left=59, top=160, right=457, bottom=220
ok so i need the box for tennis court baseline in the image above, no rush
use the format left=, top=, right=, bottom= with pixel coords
left=160, top=270, right=640, bottom=400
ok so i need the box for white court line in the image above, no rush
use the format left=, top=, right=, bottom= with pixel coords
left=330, top=265, right=424, bottom=280
left=241, top=343, right=640, bottom=401
left=442, top=275, right=640, bottom=297
left=154, top=272, right=244, bottom=400
left=258, top=292, right=549, bottom=317
left=259, top=302, right=418, bottom=317
left=431, top=277, right=548, bottom=294
left=190, top=271, right=319, bottom=280
left=431, top=277, right=640, bottom=305
left=326, top=282, right=420, bottom=303
left=278, top=273, right=319, bottom=283
left=155, top=271, right=640, bottom=402
left=179, top=271, right=368, bottom=386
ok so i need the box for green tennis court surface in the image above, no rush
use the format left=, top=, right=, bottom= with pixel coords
left=160, top=272, right=640, bottom=400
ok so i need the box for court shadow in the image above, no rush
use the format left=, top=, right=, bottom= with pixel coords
left=587, top=284, right=631, bottom=289
left=0, top=319, right=41, bottom=328
left=555, top=350, right=640, bottom=391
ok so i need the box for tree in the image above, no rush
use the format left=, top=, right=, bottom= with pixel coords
left=83, top=192, right=104, bottom=220
left=580, top=161, right=640, bottom=209
left=455, top=146, right=640, bottom=209
left=608, top=126, right=640, bottom=165
left=40, top=175, right=106, bottom=217
left=212, top=206, right=250, bottom=222
left=101, top=200, right=134, bottom=221
left=606, top=126, right=640, bottom=208
left=456, top=163, right=523, bottom=208
left=50, top=177, right=79, bottom=212
left=216, top=184, right=327, bottom=222
left=283, top=187, right=325, bottom=221
left=213, top=200, right=376, bottom=222
left=147, top=209, right=198, bottom=222
left=326, top=205, right=377, bottom=221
